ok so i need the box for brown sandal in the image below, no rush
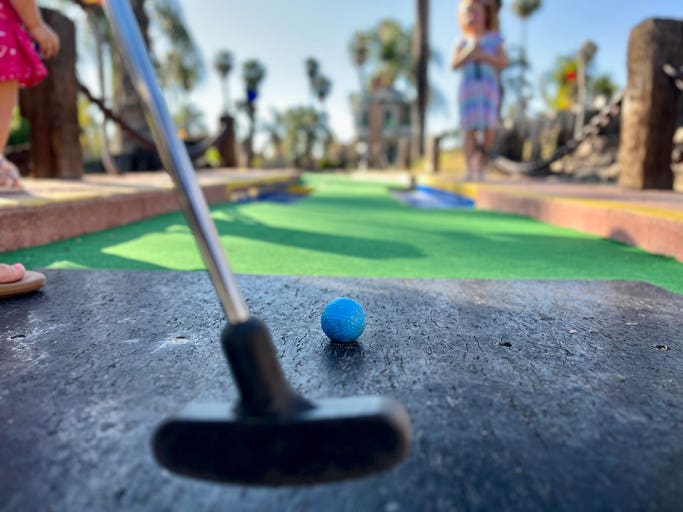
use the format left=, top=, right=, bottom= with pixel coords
left=0, top=264, right=46, bottom=299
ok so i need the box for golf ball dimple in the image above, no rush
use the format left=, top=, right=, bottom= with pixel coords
left=321, top=297, right=366, bottom=343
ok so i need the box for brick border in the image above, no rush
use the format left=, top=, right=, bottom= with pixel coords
left=418, top=176, right=683, bottom=263
left=1, top=177, right=299, bottom=252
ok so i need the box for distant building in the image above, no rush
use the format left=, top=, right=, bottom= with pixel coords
left=351, top=88, right=413, bottom=168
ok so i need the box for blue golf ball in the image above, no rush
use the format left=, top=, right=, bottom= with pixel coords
left=321, top=297, right=366, bottom=343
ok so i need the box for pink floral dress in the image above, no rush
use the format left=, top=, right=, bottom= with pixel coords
left=0, top=0, right=47, bottom=87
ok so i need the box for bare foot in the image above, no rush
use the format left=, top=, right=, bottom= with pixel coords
left=473, top=150, right=485, bottom=177
left=0, top=157, right=23, bottom=190
left=0, top=263, right=26, bottom=284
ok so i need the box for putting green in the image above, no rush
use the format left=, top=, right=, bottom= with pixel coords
left=3, top=173, right=683, bottom=294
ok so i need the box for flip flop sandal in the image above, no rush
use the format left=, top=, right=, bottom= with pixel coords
left=0, top=271, right=46, bottom=299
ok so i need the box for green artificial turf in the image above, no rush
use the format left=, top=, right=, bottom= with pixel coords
left=3, top=173, right=683, bottom=294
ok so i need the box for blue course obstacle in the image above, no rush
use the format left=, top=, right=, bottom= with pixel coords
left=391, top=185, right=475, bottom=209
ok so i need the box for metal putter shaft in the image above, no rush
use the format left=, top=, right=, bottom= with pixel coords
left=102, top=1, right=411, bottom=486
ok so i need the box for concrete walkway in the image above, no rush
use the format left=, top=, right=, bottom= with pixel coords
left=3, top=270, right=682, bottom=510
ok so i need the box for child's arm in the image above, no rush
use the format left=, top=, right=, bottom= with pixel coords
left=450, top=42, right=472, bottom=70
left=9, top=0, right=60, bottom=59
left=473, top=44, right=509, bottom=71
left=9, top=0, right=42, bottom=30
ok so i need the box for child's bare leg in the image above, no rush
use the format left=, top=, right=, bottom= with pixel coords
left=478, top=128, right=497, bottom=180
left=0, top=81, right=21, bottom=189
left=482, top=128, right=496, bottom=154
left=464, top=130, right=476, bottom=180
left=0, top=81, right=19, bottom=154
left=471, top=149, right=483, bottom=180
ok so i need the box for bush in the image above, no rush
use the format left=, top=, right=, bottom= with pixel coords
left=8, top=112, right=30, bottom=146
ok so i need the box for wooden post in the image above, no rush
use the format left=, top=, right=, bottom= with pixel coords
left=19, top=9, right=82, bottom=179
left=111, top=0, right=152, bottom=161
left=216, top=115, right=238, bottom=167
left=368, top=97, right=383, bottom=169
left=411, top=0, right=429, bottom=160
left=618, top=18, right=683, bottom=190
left=397, top=137, right=411, bottom=170
left=426, top=135, right=441, bottom=173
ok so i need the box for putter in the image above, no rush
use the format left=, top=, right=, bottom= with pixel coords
left=102, top=1, right=411, bottom=486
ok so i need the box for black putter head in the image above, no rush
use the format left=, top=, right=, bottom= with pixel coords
left=153, top=396, right=411, bottom=486
left=152, top=318, right=412, bottom=486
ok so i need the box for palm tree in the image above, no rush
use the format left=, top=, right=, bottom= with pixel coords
left=261, top=109, right=285, bottom=163
left=511, top=0, right=542, bottom=117
left=362, top=18, right=445, bottom=166
left=214, top=50, right=234, bottom=115
left=312, top=74, right=333, bottom=158
left=84, top=5, right=120, bottom=173
left=589, top=74, right=618, bottom=102
left=304, top=57, right=320, bottom=105
left=349, top=31, right=371, bottom=168
left=110, top=0, right=152, bottom=155
left=349, top=31, right=370, bottom=93
left=79, top=0, right=204, bottom=165
left=173, top=103, right=207, bottom=139
left=574, top=40, right=597, bottom=138
left=280, top=106, right=327, bottom=168
left=241, top=59, right=266, bottom=168
left=501, top=44, right=531, bottom=117
left=312, top=75, right=332, bottom=108
left=412, top=0, right=429, bottom=158
left=154, top=1, right=204, bottom=100
left=368, top=19, right=412, bottom=90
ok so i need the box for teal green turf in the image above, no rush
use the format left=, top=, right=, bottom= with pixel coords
left=3, top=173, right=683, bottom=294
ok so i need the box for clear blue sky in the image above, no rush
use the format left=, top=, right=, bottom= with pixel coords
left=175, top=0, right=683, bottom=145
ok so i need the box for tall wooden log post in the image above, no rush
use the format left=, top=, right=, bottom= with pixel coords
left=618, top=18, right=683, bottom=189
left=111, top=0, right=153, bottom=169
left=216, top=115, right=238, bottom=167
left=19, top=9, right=82, bottom=179
left=397, top=137, right=411, bottom=169
left=411, top=0, right=429, bottom=160
left=425, top=135, right=441, bottom=173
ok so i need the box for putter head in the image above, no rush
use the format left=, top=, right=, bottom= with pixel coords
left=153, top=396, right=411, bottom=486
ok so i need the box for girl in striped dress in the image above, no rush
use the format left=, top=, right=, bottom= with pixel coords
left=451, top=0, right=508, bottom=180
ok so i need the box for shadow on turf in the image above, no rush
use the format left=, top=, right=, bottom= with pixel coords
left=212, top=209, right=424, bottom=260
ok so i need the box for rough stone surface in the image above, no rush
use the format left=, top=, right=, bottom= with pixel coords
left=1, top=270, right=683, bottom=511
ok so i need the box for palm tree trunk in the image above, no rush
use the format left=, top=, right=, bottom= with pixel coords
left=220, top=77, right=231, bottom=115
left=412, top=0, right=429, bottom=159
left=246, top=104, right=255, bottom=167
left=111, top=0, right=153, bottom=164
left=517, top=20, right=528, bottom=120
left=19, top=8, right=82, bottom=178
left=356, top=67, right=369, bottom=169
left=88, top=9, right=119, bottom=174
left=574, top=51, right=587, bottom=138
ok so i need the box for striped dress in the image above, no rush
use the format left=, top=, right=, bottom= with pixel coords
left=457, top=31, right=502, bottom=131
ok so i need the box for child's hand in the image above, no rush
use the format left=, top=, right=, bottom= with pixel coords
left=29, top=22, right=60, bottom=59
left=471, top=48, right=488, bottom=64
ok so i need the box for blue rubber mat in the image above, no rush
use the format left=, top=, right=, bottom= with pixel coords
left=233, top=190, right=308, bottom=204
left=390, top=185, right=474, bottom=209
